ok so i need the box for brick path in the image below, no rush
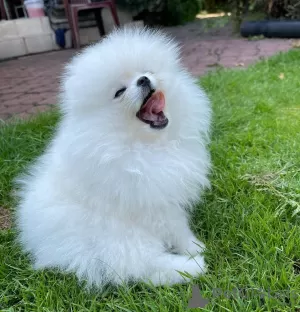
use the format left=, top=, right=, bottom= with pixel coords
left=0, top=22, right=293, bottom=121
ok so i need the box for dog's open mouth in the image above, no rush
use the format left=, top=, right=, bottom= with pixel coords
left=136, top=91, right=169, bottom=129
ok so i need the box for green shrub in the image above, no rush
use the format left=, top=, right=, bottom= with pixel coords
left=203, top=0, right=231, bottom=12
left=228, top=0, right=300, bottom=20
left=116, top=0, right=201, bottom=26
left=269, top=0, right=300, bottom=19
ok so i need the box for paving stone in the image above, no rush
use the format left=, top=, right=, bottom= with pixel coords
left=0, top=23, right=292, bottom=121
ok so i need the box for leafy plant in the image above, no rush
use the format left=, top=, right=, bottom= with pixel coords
left=285, top=0, right=300, bottom=19
left=116, top=0, right=201, bottom=26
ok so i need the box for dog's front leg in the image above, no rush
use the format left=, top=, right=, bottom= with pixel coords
left=162, top=214, right=205, bottom=257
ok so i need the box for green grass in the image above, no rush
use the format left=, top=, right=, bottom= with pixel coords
left=1, top=50, right=300, bottom=311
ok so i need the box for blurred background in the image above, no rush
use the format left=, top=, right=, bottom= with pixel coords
left=1, top=0, right=299, bottom=58
left=0, top=0, right=297, bottom=120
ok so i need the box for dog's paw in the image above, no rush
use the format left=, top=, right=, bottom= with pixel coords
left=149, top=254, right=206, bottom=286
left=184, top=237, right=205, bottom=257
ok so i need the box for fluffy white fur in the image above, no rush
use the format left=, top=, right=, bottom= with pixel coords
left=16, top=27, right=211, bottom=287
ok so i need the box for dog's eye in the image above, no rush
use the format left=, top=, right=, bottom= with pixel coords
left=114, top=87, right=126, bottom=98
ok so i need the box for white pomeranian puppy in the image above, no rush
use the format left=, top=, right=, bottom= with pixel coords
left=16, top=27, right=211, bottom=287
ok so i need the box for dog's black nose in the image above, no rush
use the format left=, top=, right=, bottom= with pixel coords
left=137, top=76, right=150, bottom=87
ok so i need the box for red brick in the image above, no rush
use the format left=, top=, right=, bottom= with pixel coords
left=40, top=95, right=58, bottom=105
left=1, top=103, right=26, bottom=115
left=0, top=93, right=19, bottom=101
left=25, top=104, right=52, bottom=114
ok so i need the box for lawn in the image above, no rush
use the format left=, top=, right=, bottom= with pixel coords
left=0, top=50, right=300, bottom=311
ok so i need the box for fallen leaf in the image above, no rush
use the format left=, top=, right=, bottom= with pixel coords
left=292, top=40, right=300, bottom=48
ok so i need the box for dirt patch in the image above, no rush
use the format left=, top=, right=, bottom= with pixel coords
left=0, top=207, right=11, bottom=230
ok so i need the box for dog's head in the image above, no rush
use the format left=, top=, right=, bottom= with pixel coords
left=61, top=27, right=208, bottom=143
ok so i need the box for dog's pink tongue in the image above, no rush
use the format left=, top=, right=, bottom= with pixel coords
left=140, top=91, right=165, bottom=121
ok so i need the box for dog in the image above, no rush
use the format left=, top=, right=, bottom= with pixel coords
left=16, top=27, right=211, bottom=287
